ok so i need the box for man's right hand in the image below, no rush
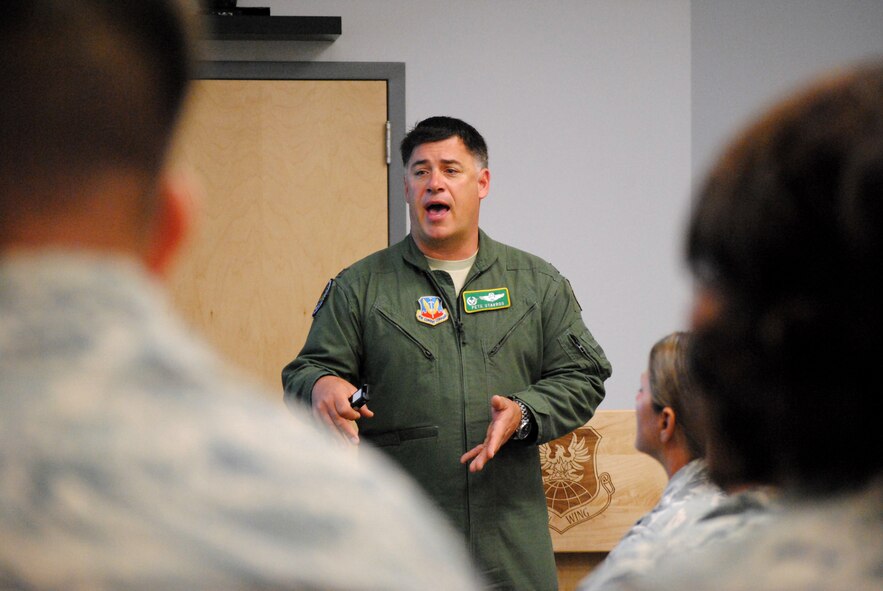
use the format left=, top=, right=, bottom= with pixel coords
left=311, top=375, right=374, bottom=445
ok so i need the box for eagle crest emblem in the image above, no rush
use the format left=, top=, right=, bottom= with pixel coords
left=541, top=427, right=615, bottom=533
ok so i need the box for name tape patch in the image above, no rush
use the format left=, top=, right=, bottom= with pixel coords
left=463, top=287, right=511, bottom=313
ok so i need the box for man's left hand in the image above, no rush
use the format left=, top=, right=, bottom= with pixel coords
left=460, top=395, right=522, bottom=473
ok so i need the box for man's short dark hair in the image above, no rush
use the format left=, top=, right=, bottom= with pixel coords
left=400, top=116, right=489, bottom=168
left=686, top=62, right=883, bottom=493
left=0, top=1, right=193, bottom=204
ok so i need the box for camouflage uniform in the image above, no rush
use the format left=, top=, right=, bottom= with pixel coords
left=628, top=479, right=882, bottom=591
left=0, top=253, right=484, bottom=591
left=595, top=485, right=780, bottom=591
left=577, top=459, right=725, bottom=591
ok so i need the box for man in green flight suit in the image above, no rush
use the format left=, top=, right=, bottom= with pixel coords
left=283, top=116, right=611, bottom=590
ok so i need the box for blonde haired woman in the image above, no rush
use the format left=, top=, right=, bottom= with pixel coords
left=579, top=332, right=724, bottom=590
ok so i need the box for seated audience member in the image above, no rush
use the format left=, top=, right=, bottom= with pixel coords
left=0, top=2, right=484, bottom=590
left=578, top=332, right=726, bottom=591
left=636, top=62, right=883, bottom=590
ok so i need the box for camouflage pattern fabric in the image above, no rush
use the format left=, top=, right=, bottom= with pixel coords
left=626, top=479, right=882, bottom=591
left=577, top=459, right=725, bottom=590
left=0, top=253, right=484, bottom=591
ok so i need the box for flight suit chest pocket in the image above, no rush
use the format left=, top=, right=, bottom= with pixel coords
left=484, top=301, right=541, bottom=389
left=373, top=305, right=435, bottom=360
left=363, top=303, right=440, bottom=424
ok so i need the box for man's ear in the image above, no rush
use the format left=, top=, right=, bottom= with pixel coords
left=478, top=167, right=491, bottom=200
left=658, top=407, right=677, bottom=444
left=144, top=169, right=198, bottom=278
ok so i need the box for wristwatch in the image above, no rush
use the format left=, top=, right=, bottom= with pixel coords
left=511, top=398, right=532, bottom=440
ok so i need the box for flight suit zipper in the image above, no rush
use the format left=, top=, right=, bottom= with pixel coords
left=423, top=266, right=481, bottom=556
left=376, top=308, right=435, bottom=359
left=488, top=302, right=538, bottom=357
left=569, top=332, right=601, bottom=373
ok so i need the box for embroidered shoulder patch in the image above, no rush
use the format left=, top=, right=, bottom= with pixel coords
left=463, top=287, right=511, bottom=313
left=312, top=279, right=334, bottom=317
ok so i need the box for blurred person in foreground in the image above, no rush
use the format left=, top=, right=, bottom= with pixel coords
left=577, top=331, right=726, bottom=591
left=0, top=2, right=484, bottom=589
left=631, top=62, right=883, bottom=591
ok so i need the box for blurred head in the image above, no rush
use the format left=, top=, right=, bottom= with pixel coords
left=401, top=117, right=490, bottom=259
left=635, top=332, right=706, bottom=468
left=0, top=1, right=194, bottom=270
left=686, top=62, right=883, bottom=493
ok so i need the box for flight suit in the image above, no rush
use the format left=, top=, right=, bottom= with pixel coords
left=284, top=230, right=611, bottom=590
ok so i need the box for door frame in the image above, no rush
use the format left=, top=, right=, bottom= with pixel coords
left=195, top=60, right=407, bottom=244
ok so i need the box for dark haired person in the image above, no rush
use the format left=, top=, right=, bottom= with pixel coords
left=0, top=3, right=484, bottom=589
left=578, top=332, right=726, bottom=590
left=284, top=116, right=612, bottom=590
left=642, top=63, right=883, bottom=590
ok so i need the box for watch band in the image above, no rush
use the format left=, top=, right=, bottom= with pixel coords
left=511, top=398, right=532, bottom=440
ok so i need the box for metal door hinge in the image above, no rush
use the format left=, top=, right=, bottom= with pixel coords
left=385, top=121, right=391, bottom=165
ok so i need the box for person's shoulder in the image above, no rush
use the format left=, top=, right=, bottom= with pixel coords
left=484, top=233, right=562, bottom=278
left=642, top=484, right=883, bottom=591
left=743, top=483, right=883, bottom=583
left=0, top=256, right=483, bottom=590
left=129, top=371, right=485, bottom=589
left=220, top=392, right=485, bottom=589
left=667, top=460, right=726, bottom=505
left=647, top=504, right=881, bottom=591
left=334, top=238, right=410, bottom=284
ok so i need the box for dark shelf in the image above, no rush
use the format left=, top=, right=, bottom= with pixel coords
left=200, top=15, right=341, bottom=41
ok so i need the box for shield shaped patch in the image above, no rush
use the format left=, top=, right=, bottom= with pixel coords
left=416, top=295, right=449, bottom=326
left=541, top=426, right=615, bottom=534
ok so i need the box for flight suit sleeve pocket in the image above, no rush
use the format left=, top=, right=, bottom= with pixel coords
left=560, top=327, right=612, bottom=380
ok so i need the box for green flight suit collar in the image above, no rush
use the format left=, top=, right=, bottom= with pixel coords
left=400, top=229, right=501, bottom=275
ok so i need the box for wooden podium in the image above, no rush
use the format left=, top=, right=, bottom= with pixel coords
left=542, top=410, right=667, bottom=588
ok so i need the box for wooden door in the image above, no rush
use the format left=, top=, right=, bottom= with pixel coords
left=168, top=79, right=389, bottom=397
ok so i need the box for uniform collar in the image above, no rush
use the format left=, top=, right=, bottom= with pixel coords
left=400, top=229, right=502, bottom=273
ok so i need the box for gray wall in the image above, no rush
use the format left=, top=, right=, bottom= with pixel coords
left=216, top=0, right=883, bottom=410
left=692, top=0, right=883, bottom=180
